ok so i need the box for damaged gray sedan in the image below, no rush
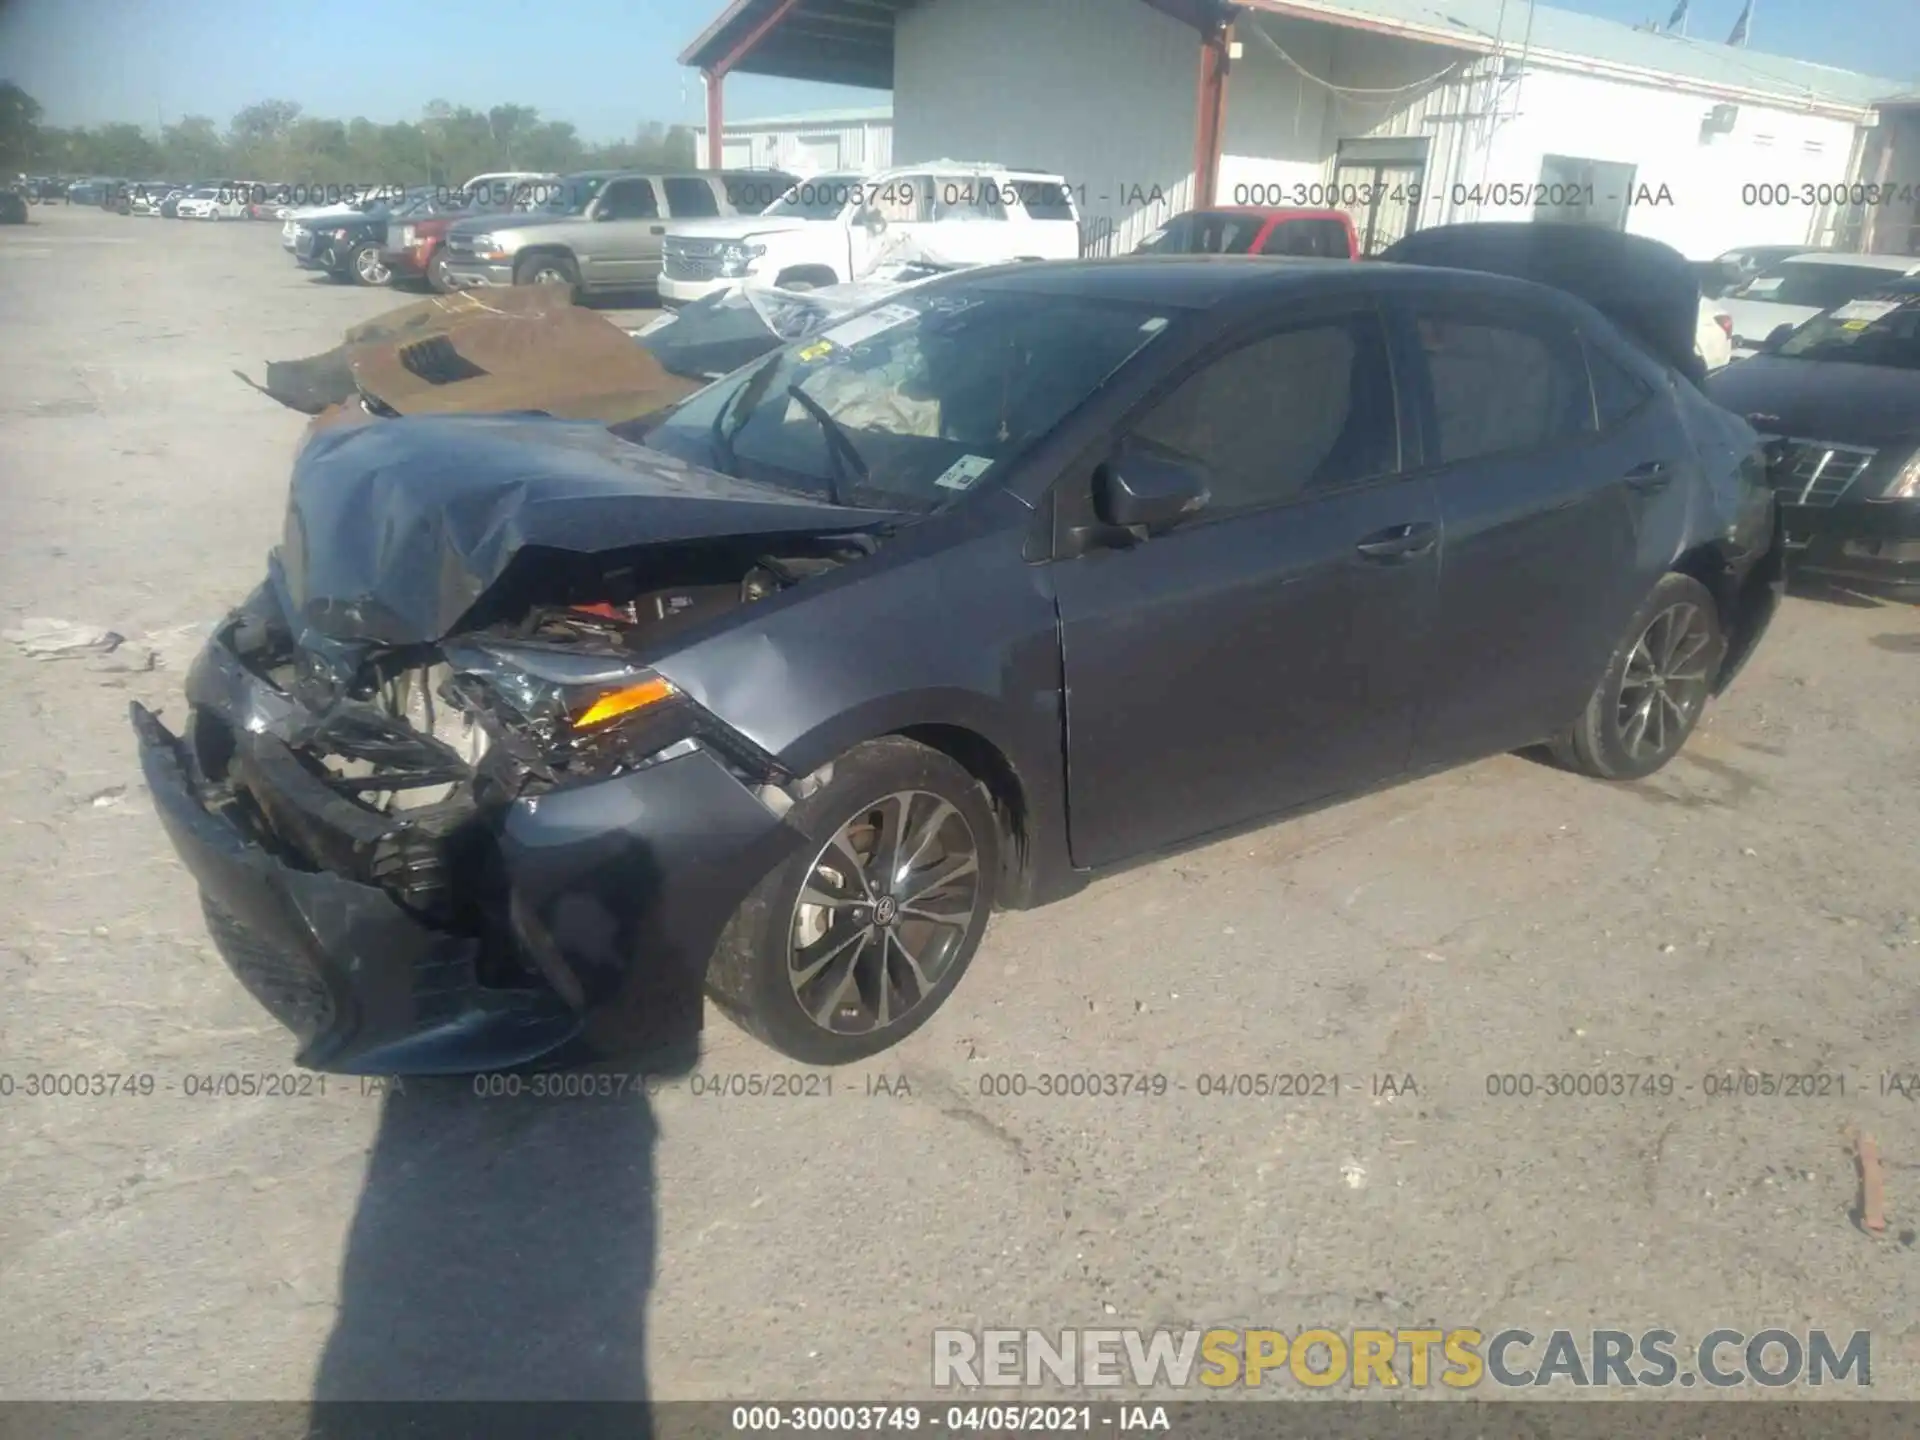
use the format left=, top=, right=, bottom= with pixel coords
left=135, top=243, right=1784, bottom=1073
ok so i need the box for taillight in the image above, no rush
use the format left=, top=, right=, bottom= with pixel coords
left=1715, top=313, right=1733, bottom=337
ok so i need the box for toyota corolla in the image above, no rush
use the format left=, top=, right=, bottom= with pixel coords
left=134, top=240, right=1784, bottom=1074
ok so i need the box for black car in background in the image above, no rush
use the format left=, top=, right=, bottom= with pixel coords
left=1706, top=279, right=1920, bottom=597
left=0, top=186, right=28, bottom=224
left=302, top=189, right=446, bottom=284
left=133, top=232, right=1784, bottom=1075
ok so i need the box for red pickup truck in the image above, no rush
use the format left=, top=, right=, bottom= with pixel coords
left=1132, top=207, right=1359, bottom=259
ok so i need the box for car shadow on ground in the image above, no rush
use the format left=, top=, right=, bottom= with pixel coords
left=1787, top=576, right=1894, bottom=609
left=309, top=839, right=700, bottom=1418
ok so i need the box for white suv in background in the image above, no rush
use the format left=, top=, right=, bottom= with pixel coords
left=659, top=162, right=1082, bottom=305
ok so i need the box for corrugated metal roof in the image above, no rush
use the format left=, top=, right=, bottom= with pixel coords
left=697, top=104, right=894, bottom=128
left=1247, top=0, right=1905, bottom=111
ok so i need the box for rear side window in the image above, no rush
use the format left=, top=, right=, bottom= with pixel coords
left=1261, top=219, right=1350, bottom=258
left=1412, top=312, right=1593, bottom=464
left=1192, top=213, right=1261, bottom=253
left=929, top=176, right=1007, bottom=223
left=1584, top=338, right=1656, bottom=429
left=663, top=177, right=719, bottom=218
left=1130, top=312, right=1400, bottom=513
left=1015, top=181, right=1076, bottom=220
left=597, top=179, right=658, bottom=220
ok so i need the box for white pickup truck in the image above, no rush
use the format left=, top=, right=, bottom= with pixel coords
left=658, top=162, right=1081, bottom=305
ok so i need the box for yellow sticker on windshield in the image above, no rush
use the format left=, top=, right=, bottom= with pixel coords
left=1842, top=320, right=1869, bottom=330
left=796, top=340, right=834, bottom=362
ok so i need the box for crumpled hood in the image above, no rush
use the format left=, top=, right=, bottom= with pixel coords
left=278, top=414, right=899, bottom=646
left=667, top=216, right=820, bottom=243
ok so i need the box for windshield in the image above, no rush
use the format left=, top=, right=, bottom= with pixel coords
left=760, top=175, right=864, bottom=222
left=1732, top=260, right=1911, bottom=311
left=1774, top=291, right=1920, bottom=370
left=541, top=177, right=606, bottom=215
left=639, top=283, right=1175, bottom=513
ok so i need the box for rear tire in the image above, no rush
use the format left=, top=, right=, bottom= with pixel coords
left=427, top=251, right=454, bottom=293
left=1550, top=573, right=1725, bottom=780
left=706, top=737, right=999, bottom=1065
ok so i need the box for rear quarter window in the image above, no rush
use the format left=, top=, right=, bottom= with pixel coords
left=1014, top=181, right=1076, bottom=220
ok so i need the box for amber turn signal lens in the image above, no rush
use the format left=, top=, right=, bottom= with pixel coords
left=574, top=676, right=678, bottom=728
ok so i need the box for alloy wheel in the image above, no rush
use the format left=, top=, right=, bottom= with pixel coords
left=1614, top=601, right=1715, bottom=762
left=355, top=249, right=391, bottom=285
left=531, top=265, right=569, bottom=286
left=787, top=790, right=983, bottom=1036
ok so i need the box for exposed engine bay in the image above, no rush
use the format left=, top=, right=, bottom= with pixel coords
left=195, top=537, right=872, bottom=937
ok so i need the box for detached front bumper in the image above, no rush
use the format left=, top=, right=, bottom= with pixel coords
left=132, top=618, right=806, bottom=1074
left=1783, top=497, right=1920, bottom=599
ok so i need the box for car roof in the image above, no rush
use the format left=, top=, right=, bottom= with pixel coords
left=937, top=254, right=1542, bottom=310
left=1775, top=252, right=1920, bottom=271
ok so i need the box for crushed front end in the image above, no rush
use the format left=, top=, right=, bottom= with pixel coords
left=132, top=565, right=829, bottom=1075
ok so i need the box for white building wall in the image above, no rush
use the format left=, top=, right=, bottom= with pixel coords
left=692, top=120, right=894, bottom=175
left=1469, top=67, right=1863, bottom=258
left=894, top=0, right=1197, bottom=253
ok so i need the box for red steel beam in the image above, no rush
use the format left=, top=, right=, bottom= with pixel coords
left=1192, top=19, right=1233, bottom=208
left=712, top=0, right=808, bottom=74
left=705, top=69, right=725, bottom=168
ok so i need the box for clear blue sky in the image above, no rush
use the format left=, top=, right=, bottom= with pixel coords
left=1, top=0, right=1913, bottom=138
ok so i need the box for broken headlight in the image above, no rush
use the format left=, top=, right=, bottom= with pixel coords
left=437, top=642, right=775, bottom=783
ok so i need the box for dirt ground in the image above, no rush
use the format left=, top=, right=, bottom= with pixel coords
left=2, top=204, right=1918, bottom=1403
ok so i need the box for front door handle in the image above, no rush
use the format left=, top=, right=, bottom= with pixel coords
left=650, top=224, right=665, bottom=234
left=1624, top=460, right=1672, bottom=491
left=1354, top=521, right=1438, bottom=561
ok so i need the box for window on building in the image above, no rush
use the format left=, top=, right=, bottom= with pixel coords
left=663, top=177, right=720, bottom=218
left=1129, top=313, right=1400, bottom=513
left=1535, top=155, right=1637, bottom=231
left=1412, top=313, right=1593, bottom=464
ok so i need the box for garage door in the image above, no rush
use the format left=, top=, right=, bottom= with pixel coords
left=796, top=134, right=843, bottom=172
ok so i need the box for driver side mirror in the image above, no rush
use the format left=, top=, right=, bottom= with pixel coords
left=854, top=206, right=886, bottom=231
left=1094, top=441, right=1210, bottom=534
left=1760, top=322, right=1795, bottom=352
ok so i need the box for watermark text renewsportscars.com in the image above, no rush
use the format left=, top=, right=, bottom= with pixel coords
left=932, top=1327, right=1871, bottom=1390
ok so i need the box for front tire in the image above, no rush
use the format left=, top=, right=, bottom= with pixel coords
left=349, top=242, right=391, bottom=286
left=427, top=251, right=454, bottom=293
left=514, top=252, right=579, bottom=293
left=1550, top=573, right=1725, bottom=780
left=707, top=737, right=999, bottom=1064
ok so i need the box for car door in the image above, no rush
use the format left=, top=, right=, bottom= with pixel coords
left=1391, top=291, right=1672, bottom=768
left=1051, top=303, right=1442, bottom=868
left=585, top=178, right=661, bottom=289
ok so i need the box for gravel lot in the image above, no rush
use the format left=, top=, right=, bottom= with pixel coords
left=2, top=203, right=1919, bottom=1404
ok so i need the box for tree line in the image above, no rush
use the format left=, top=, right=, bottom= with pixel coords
left=0, top=84, right=697, bottom=183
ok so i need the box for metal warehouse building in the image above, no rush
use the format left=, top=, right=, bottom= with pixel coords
left=680, top=0, right=1919, bottom=260
left=692, top=103, right=894, bottom=173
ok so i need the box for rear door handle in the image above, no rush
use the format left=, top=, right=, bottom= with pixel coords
left=1624, top=460, right=1672, bottom=491
left=1354, top=521, right=1438, bottom=561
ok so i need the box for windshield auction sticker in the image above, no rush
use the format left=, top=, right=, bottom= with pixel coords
left=1829, top=298, right=1903, bottom=324
left=819, top=303, right=919, bottom=350
left=933, top=455, right=995, bottom=491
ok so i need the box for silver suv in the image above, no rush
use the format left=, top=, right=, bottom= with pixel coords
left=439, top=168, right=795, bottom=297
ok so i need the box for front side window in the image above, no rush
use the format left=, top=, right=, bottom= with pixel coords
left=1413, top=313, right=1592, bottom=464
left=1261, top=219, right=1350, bottom=258
left=663, top=177, right=720, bottom=218
left=597, top=179, right=659, bottom=220
left=640, top=285, right=1174, bottom=513
left=1129, top=312, right=1400, bottom=513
